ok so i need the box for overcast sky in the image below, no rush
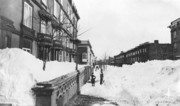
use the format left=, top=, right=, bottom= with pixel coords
left=74, top=0, right=180, bottom=59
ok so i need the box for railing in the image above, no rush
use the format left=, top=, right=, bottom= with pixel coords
left=32, top=66, right=93, bottom=106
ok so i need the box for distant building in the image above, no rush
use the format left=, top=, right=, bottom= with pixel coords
left=77, top=40, right=95, bottom=65
left=0, top=0, right=80, bottom=62
left=108, top=56, right=114, bottom=65
left=114, top=40, right=173, bottom=66
left=114, top=51, right=126, bottom=66
left=169, top=18, right=180, bottom=60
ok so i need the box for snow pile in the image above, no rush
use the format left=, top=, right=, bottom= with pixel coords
left=82, top=60, right=180, bottom=106
left=0, top=48, right=84, bottom=106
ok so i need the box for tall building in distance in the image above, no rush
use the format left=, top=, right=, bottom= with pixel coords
left=0, top=0, right=80, bottom=62
left=169, top=18, right=180, bottom=60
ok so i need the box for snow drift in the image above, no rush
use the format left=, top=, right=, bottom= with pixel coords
left=82, top=61, right=180, bottom=106
left=0, top=48, right=83, bottom=106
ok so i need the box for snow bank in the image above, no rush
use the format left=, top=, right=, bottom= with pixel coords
left=0, top=48, right=85, bottom=106
left=82, top=60, right=180, bottom=106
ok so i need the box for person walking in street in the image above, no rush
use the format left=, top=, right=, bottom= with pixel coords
left=91, top=73, right=96, bottom=86
left=100, top=68, right=104, bottom=85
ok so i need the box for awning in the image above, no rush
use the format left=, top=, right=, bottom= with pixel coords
left=38, top=9, right=52, bottom=22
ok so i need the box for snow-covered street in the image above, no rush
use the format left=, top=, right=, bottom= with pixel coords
left=81, top=62, right=180, bottom=106
left=1, top=48, right=180, bottom=106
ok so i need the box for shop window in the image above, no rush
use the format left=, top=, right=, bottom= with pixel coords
left=23, top=2, right=32, bottom=28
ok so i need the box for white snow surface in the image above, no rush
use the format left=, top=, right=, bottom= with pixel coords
left=0, top=48, right=85, bottom=106
left=82, top=61, right=180, bottom=106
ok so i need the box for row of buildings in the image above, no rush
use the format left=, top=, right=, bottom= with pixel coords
left=0, top=0, right=95, bottom=65
left=113, top=18, right=180, bottom=66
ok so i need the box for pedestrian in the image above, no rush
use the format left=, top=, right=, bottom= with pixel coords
left=100, top=68, right=104, bottom=85
left=95, top=65, right=99, bottom=71
left=91, top=73, right=96, bottom=86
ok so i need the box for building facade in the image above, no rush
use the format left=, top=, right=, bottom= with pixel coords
left=77, top=40, right=95, bottom=65
left=169, top=18, right=180, bottom=60
left=0, top=0, right=80, bottom=62
left=114, top=40, right=173, bottom=66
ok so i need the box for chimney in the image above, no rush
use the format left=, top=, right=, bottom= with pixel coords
left=154, top=40, right=159, bottom=44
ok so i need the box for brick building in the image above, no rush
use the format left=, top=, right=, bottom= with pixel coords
left=169, top=18, right=180, bottom=60
left=114, top=40, right=173, bottom=66
left=0, top=0, right=80, bottom=62
left=77, top=40, right=95, bottom=65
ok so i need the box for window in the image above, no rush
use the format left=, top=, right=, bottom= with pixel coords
left=53, top=30, right=59, bottom=40
left=67, top=5, right=70, bottom=16
left=41, top=21, right=46, bottom=33
left=174, top=43, right=177, bottom=50
left=23, top=2, right=32, bottom=28
left=4, top=35, right=11, bottom=48
left=173, top=31, right=177, bottom=39
left=145, top=48, right=147, bottom=52
left=60, top=10, right=64, bottom=23
left=70, top=42, right=73, bottom=49
left=23, top=39, right=32, bottom=53
left=54, top=0, right=59, bottom=18
left=22, top=48, right=31, bottom=53
left=60, top=0, right=63, bottom=6
left=42, top=0, right=47, bottom=6
left=82, top=52, right=87, bottom=62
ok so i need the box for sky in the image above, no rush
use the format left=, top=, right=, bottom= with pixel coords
left=74, top=0, right=180, bottom=59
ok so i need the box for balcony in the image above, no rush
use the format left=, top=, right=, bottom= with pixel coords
left=51, top=20, right=62, bottom=31
left=38, top=9, right=52, bottom=22
left=38, top=33, right=52, bottom=46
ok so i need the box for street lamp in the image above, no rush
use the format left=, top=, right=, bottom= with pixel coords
left=70, top=38, right=81, bottom=94
left=70, top=38, right=81, bottom=70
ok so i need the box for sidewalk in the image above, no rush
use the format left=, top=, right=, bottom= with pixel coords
left=67, top=94, right=119, bottom=106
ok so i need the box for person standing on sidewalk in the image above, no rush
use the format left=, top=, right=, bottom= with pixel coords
left=100, top=68, right=104, bottom=85
left=91, top=73, right=96, bottom=86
